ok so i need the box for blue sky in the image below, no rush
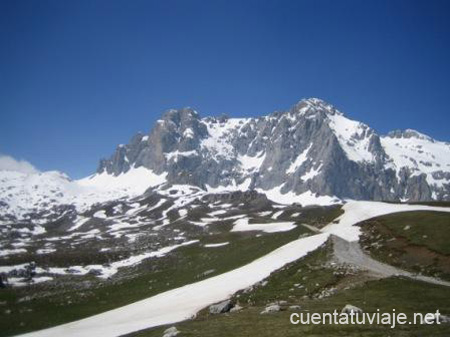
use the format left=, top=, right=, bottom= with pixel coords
left=1, top=0, right=449, bottom=178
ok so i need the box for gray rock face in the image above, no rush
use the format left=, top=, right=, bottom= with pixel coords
left=97, top=98, right=450, bottom=202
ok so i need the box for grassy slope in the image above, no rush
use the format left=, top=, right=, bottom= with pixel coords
left=360, top=211, right=450, bottom=279
left=136, top=242, right=450, bottom=337
left=0, top=206, right=343, bottom=337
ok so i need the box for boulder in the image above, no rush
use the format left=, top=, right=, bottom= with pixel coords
left=341, top=304, right=363, bottom=314
left=162, top=326, right=179, bottom=337
left=260, top=304, right=281, bottom=314
left=209, top=300, right=233, bottom=314
left=230, top=304, right=243, bottom=313
left=288, top=305, right=301, bottom=311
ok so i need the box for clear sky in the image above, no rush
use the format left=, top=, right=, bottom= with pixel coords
left=1, top=0, right=449, bottom=178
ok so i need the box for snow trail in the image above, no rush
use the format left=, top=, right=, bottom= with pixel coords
left=19, top=234, right=329, bottom=337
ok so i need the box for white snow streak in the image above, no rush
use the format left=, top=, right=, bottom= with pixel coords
left=323, top=200, right=450, bottom=242
left=19, top=234, right=329, bottom=337
left=231, top=218, right=296, bottom=233
left=286, top=143, right=312, bottom=174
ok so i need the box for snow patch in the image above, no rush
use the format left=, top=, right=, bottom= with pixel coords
left=201, top=118, right=249, bottom=160
left=301, top=163, right=323, bottom=181
left=231, top=218, right=296, bottom=233
left=165, top=150, right=197, bottom=162
left=204, top=242, right=229, bottom=248
left=259, top=186, right=340, bottom=206
left=238, top=152, right=266, bottom=172
left=327, top=113, right=375, bottom=163
left=286, top=143, right=312, bottom=174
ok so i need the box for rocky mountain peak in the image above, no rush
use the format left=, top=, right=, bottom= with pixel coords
left=161, top=107, right=199, bottom=124
left=293, top=97, right=342, bottom=117
left=93, top=98, right=450, bottom=203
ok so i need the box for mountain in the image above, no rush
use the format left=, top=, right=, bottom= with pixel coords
left=2, top=98, right=450, bottom=337
left=96, top=98, right=450, bottom=202
left=1, top=97, right=449, bottom=223
left=0, top=168, right=166, bottom=221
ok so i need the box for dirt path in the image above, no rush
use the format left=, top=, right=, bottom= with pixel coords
left=331, top=235, right=450, bottom=287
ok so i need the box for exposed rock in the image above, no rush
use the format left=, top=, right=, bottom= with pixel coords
left=162, top=326, right=179, bottom=337
left=209, top=300, right=233, bottom=314
left=260, top=304, right=281, bottom=314
left=288, top=305, right=301, bottom=311
left=230, top=304, right=243, bottom=313
left=341, top=304, right=363, bottom=314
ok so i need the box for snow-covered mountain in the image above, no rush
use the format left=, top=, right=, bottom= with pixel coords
left=1, top=97, right=450, bottom=221
left=96, top=98, right=450, bottom=202
left=0, top=167, right=166, bottom=221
